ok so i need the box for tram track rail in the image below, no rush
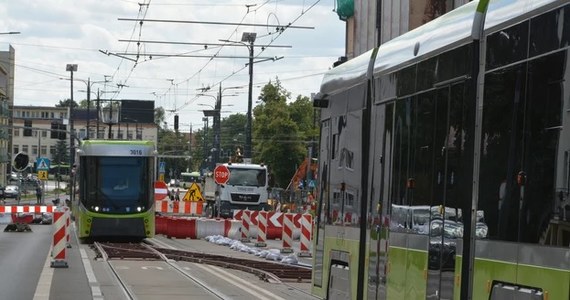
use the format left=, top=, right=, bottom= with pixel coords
left=93, top=242, right=229, bottom=299
left=92, top=242, right=313, bottom=283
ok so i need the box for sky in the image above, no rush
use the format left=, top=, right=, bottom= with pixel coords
left=0, top=0, right=345, bottom=131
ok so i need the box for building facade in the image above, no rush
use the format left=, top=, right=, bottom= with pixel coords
left=339, top=0, right=471, bottom=59
left=0, top=46, right=15, bottom=187
left=12, top=105, right=158, bottom=172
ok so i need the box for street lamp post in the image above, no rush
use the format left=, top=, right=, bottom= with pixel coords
left=66, top=64, right=77, bottom=164
left=66, top=63, right=77, bottom=211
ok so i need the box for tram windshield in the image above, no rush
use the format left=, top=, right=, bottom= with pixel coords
left=81, top=156, right=151, bottom=213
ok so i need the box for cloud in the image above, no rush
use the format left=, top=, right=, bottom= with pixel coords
left=1, top=0, right=345, bottom=129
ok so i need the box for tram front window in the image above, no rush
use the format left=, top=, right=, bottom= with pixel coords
left=83, top=157, right=150, bottom=213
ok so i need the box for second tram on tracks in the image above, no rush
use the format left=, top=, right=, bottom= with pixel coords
left=312, top=0, right=570, bottom=299
left=72, top=140, right=156, bottom=241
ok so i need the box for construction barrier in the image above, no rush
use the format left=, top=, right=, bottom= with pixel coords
left=166, top=217, right=197, bottom=239
left=233, top=210, right=302, bottom=240
left=241, top=210, right=251, bottom=242
left=226, top=219, right=241, bottom=240
left=256, top=211, right=267, bottom=247
left=281, top=213, right=294, bottom=253
left=0, top=205, right=55, bottom=214
left=155, top=215, right=168, bottom=235
left=299, top=214, right=312, bottom=257
left=51, top=209, right=68, bottom=268
left=155, top=201, right=205, bottom=215
left=153, top=211, right=314, bottom=248
left=196, top=218, right=226, bottom=239
left=65, top=207, right=71, bottom=248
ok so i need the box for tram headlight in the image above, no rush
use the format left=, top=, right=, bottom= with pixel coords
left=94, top=206, right=100, bottom=212
left=137, top=206, right=142, bottom=212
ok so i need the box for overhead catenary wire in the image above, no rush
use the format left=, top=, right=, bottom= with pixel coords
left=113, top=0, right=322, bottom=116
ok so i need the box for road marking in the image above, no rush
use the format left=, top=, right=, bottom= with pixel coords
left=33, top=248, right=54, bottom=300
left=195, top=264, right=287, bottom=300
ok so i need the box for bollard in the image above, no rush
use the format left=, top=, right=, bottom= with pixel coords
left=280, top=213, right=294, bottom=253
left=255, top=211, right=267, bottom=247
left=51, top=208, right=68, bottom=268
left=298, top=214, right=312, bottom=257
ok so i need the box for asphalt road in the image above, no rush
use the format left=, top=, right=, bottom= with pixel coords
left=0, top=224, right=53, bottom=300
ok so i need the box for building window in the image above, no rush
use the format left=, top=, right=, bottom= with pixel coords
left=42, top=131, right=47, bottom=138
left=24, top=120, right=32, bottom=136
left=118, top=130, right=124, bottom=139
left=22, top=145, right=29, bottom=153
left=13, top=128, right=19, bottom=137
left=79, top=129, right=86, bottom=139
left=41, top=145, right=47, bottom=156
left=50, top=112, right=54, bottom=118
left=13, top=146, right=19, bottom=154
left=32, top=145, right=38, bottom=155
left=49, top=146, right=56, bottom=155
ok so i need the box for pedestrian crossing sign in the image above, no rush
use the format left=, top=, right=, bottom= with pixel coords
left=36, top=157, right=50, bottom=171
left=182, top=183, right=204, bottom=202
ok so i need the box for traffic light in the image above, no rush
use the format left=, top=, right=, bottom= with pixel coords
left=174, top=115, right=179, bottom=131
left=13, top=152, right=29, bottom=171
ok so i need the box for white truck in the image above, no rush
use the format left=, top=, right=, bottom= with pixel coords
left=215, top=162, right=271, bottom=218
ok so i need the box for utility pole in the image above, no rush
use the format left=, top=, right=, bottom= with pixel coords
left=86, top=78, right=91, bottom=138
left=245, top=36, right=254, bottom=159
left=213, top=85, right=222, bottom=168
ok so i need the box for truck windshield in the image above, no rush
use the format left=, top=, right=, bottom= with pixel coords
left=227, top=168, right=266, bottom=187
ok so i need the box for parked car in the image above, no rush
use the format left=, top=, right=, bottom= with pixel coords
left=169, top=178, right=180, bottom=187
left=4, top=185, right=20, bottom=199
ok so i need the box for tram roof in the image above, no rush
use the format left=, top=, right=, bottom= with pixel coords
left=79, top=139, right=156, bottom=157
left=320, top=0, right=563, bottom=94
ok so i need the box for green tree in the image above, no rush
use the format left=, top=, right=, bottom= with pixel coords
left=157, top=129, right=191, bottom=178
left=253, top=79, right=308, bottom=188
left=220, top=113, right=247, bottom=161
left=54, top=140, right=69, bottom=164
left=155, top=107, right=166, bottom=129
left=55, top=98, right=79, bottom=108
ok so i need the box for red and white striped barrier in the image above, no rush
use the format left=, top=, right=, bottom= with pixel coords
left=0, top=206, right=55, bottom=213
left=241, top=210, right=251, bottom=242
left=299, top=214, right=312, bottom=257
left=233, top=210, right=302, bottom=240
left=256, top=211, right=267, bottom=247
left=65, top=207, right=71, bottom=248
left=155, top=201, right=204, bottom=215
left=51, top=209, right=68, bottom=268
left=281, top=213, right=294, bottom=253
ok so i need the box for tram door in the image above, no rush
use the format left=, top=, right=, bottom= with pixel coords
left=426, top=82, right=467, bottom=299
left=367, top=102, right=393, bottom=300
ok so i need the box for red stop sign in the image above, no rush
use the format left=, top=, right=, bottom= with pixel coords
left=214, top=165, right=230, bottom=184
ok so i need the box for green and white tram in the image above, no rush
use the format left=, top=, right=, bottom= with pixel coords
left=72, top=140, right=156, bottom=241
left=312, top=0, right=570, bottom=299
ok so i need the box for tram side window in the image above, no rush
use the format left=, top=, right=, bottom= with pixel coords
left=486, top=21, right=529, bottom=70
left=481, top=49, right=566, bottom=243
left=529, top=4, right=570, bottom=57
